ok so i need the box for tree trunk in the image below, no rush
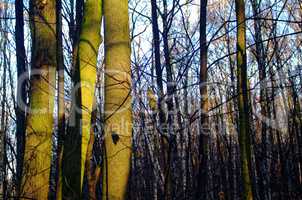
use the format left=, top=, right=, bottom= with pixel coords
left=21, top=0, right=57, bottom=198
left=150, top=0, right=165, bottom=130
left=235, top=0, right=254, bottom=199
left=85, top=99, right=98, bottom=200
left=55, top=0, right=65, bottom=198
left=196, top=0, right=209, bottom=199
left=250, top=1, right=270, bottom=199
left=0, top=32, right=8, bottom=199
left=150, top=1, right=170, bottom=198
left=14, top=0, right=27, bottom=196
left=61, top=0, right=101, bottom=198
left=161, top=0, right=174, bottom=198
left=102, top=0, right=132, bottom=199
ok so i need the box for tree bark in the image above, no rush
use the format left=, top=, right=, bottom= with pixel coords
left=235, top=0, right=254, bottom=199
left=14, top=0, right=27, bottom=196
left=55, top=0, right=65, bottom=198
left=150, top=0, right=165, bottom=131
left=61, top=0, right=101, bottom=198
left=0, top=32, right=8, bottom=199
left=21, top=0, right=57, bottom=198
left=102, top=0, right=132, bottom=199
left=196, top=0, right=209, bottom=199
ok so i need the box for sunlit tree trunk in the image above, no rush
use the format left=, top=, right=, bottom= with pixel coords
left=61, top=0, right=102, bottom=198
left=78, top=0, right=102, bottom=189
left=21, top=0, right=57, bottom=198
left=235, top=0, right=254, bottom=199
left=102, top=0, right=132, bottom=199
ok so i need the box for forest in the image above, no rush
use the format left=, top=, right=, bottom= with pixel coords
left=0, top=0, right=301, bottom=199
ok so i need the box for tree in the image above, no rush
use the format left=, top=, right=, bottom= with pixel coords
left=150, top=1, right=171, bottom=197
left=250, top=0, right=270, bottom=198
left=85, top=99, right=100, bottom=200
left=102, top=0, right=132, bottom=199
left=235, top=0, right=254, bottom=199
left=20, top=0, right=57, bottom=198
left=196, top=0, right=209, bottom=199
left=0, top=20, right=8, bottom=198
left=0, top=0, right=301, bottom=199
left=14, top=0, right=27, bottom=196
left=55, top=0, right=65, bottom=197
left=150, top=0, right=165, bottom=135
left=61, top=0, right=102, bottom=198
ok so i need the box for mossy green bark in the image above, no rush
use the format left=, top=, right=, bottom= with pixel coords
left=60, top=0, right=102, bottom=198
left=21, top=0, right=56, bottom=199
left=78, top=0, right=102, bottom=188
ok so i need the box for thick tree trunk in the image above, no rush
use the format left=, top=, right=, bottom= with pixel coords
left=102, top=0, right=132, bottom=199
left=21, top=0, right=57, bottom=198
